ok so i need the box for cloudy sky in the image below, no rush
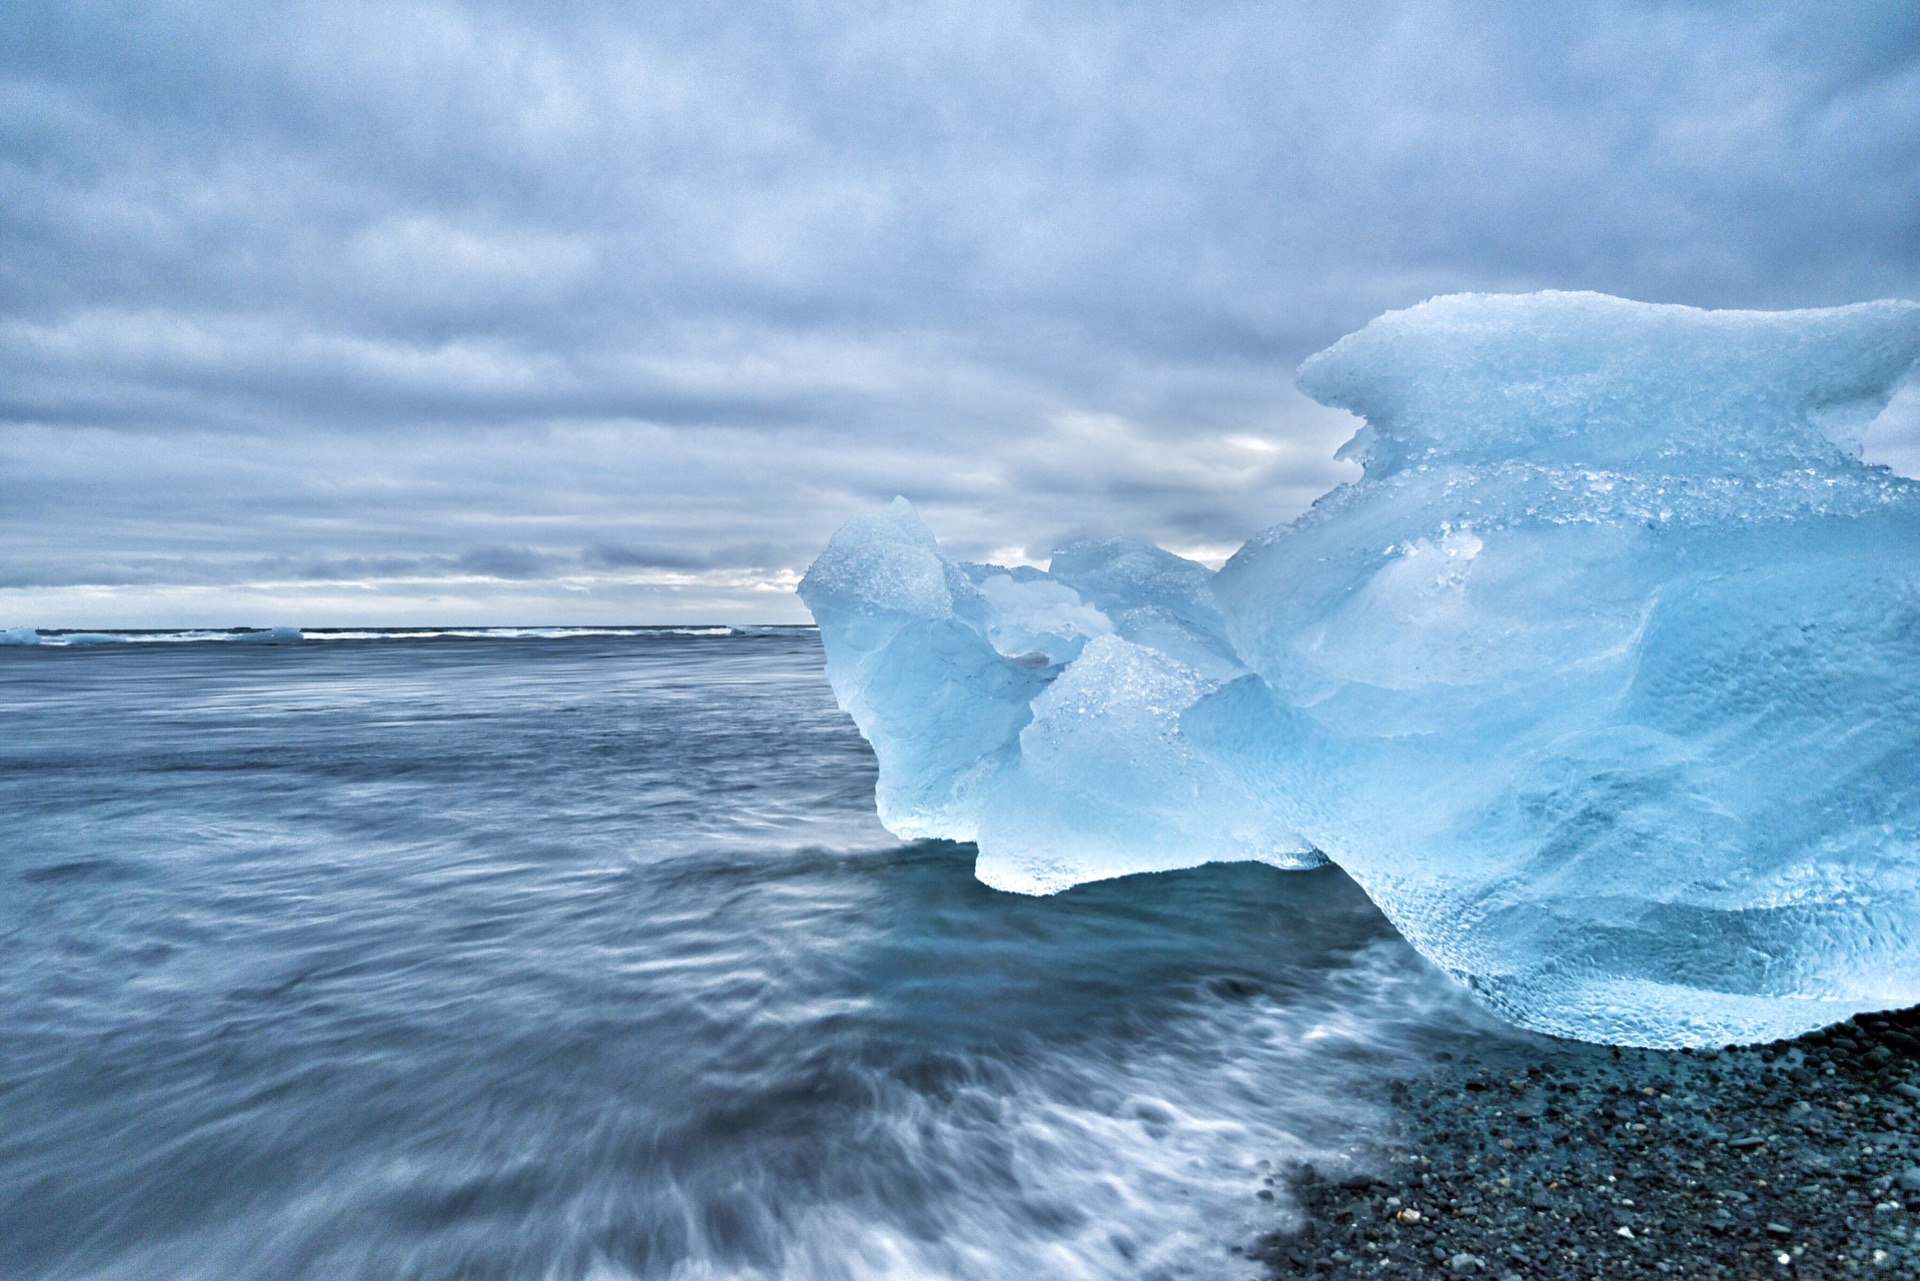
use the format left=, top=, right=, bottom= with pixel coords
left=4, top=1, right=1919, bottom=626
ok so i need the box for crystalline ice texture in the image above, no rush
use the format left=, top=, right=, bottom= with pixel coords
left=1207, top=292, right=1920, bottom=1045
left=801, top=291, right=1920, bottom=1046
left=797, top=501, right=1316, bottom=892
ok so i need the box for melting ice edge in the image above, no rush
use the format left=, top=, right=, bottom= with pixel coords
left=799, top=290, right=1920, bottom=1049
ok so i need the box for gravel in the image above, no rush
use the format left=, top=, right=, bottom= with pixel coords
left=1244, top=1007, right=1920, bottom=1278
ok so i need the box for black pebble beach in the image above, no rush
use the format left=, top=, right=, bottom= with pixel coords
left=1248, top=1008, right=1920, bottom=1278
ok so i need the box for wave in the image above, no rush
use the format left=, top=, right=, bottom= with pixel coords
left=5, top=627, right=305, bottom=646
left=1, top=625, right=815, bottom=647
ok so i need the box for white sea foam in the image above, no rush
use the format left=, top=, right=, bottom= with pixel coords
left=6, top=626, right=754, bottom=647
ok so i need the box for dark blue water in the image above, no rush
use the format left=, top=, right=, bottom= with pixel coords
left=0, top=629, right=1514, bottom=1280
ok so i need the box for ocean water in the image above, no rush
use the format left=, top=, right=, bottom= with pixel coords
left=0, top=629, right=1521, bottom=1281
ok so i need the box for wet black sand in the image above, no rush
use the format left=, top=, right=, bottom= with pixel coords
left=1249, top=1008, right=1920, bottom=1278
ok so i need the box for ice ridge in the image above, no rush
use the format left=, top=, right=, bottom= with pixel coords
left=798, top=500, right=1319, bottom=893
left=799, top=291, right=1920, bottom=1047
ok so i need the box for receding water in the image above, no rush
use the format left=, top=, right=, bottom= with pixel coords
left=0, top=629, right=1519, bottom=1280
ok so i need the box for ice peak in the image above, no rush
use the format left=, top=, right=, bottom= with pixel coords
left=1297, top=291, right=1920, bottom=477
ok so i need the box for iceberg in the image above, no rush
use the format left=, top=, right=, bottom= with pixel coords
left=800, top=291, right=1920, bottom=1047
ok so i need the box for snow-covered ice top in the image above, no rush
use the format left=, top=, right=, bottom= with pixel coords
left=800, top=291, right=1920, bottom=1047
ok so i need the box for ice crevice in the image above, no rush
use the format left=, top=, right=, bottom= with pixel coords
left=798, top=291, right=1920, bottom=1048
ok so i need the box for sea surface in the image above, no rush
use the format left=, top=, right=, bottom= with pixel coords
left=0, top=628, right=1524, bottom=1281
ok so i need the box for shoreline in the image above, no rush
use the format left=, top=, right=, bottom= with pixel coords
left=1248, top=1008, right=1920, bottom=1278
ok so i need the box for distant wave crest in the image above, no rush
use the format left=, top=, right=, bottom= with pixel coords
left=0, top=625, right=811, bottom=647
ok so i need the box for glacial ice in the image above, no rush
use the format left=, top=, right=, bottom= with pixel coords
left=798, top=501, right=1318, bottom=894
left=800, top=291, right=1920, bottom=1047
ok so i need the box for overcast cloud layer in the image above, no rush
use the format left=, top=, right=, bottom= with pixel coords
left=4, top=1, right=1919, bottom=626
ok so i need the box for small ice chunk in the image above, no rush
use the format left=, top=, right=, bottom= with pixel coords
left=799, top=499, right=1310, bottom=873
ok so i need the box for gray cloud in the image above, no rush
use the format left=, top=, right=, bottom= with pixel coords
left=2, top=0, right=1918, bottom=625
left=454, top=546, right=567, bottom=580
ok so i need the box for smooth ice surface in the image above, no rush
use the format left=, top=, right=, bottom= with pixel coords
left=801, top=291, right=1920, bottom=1047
